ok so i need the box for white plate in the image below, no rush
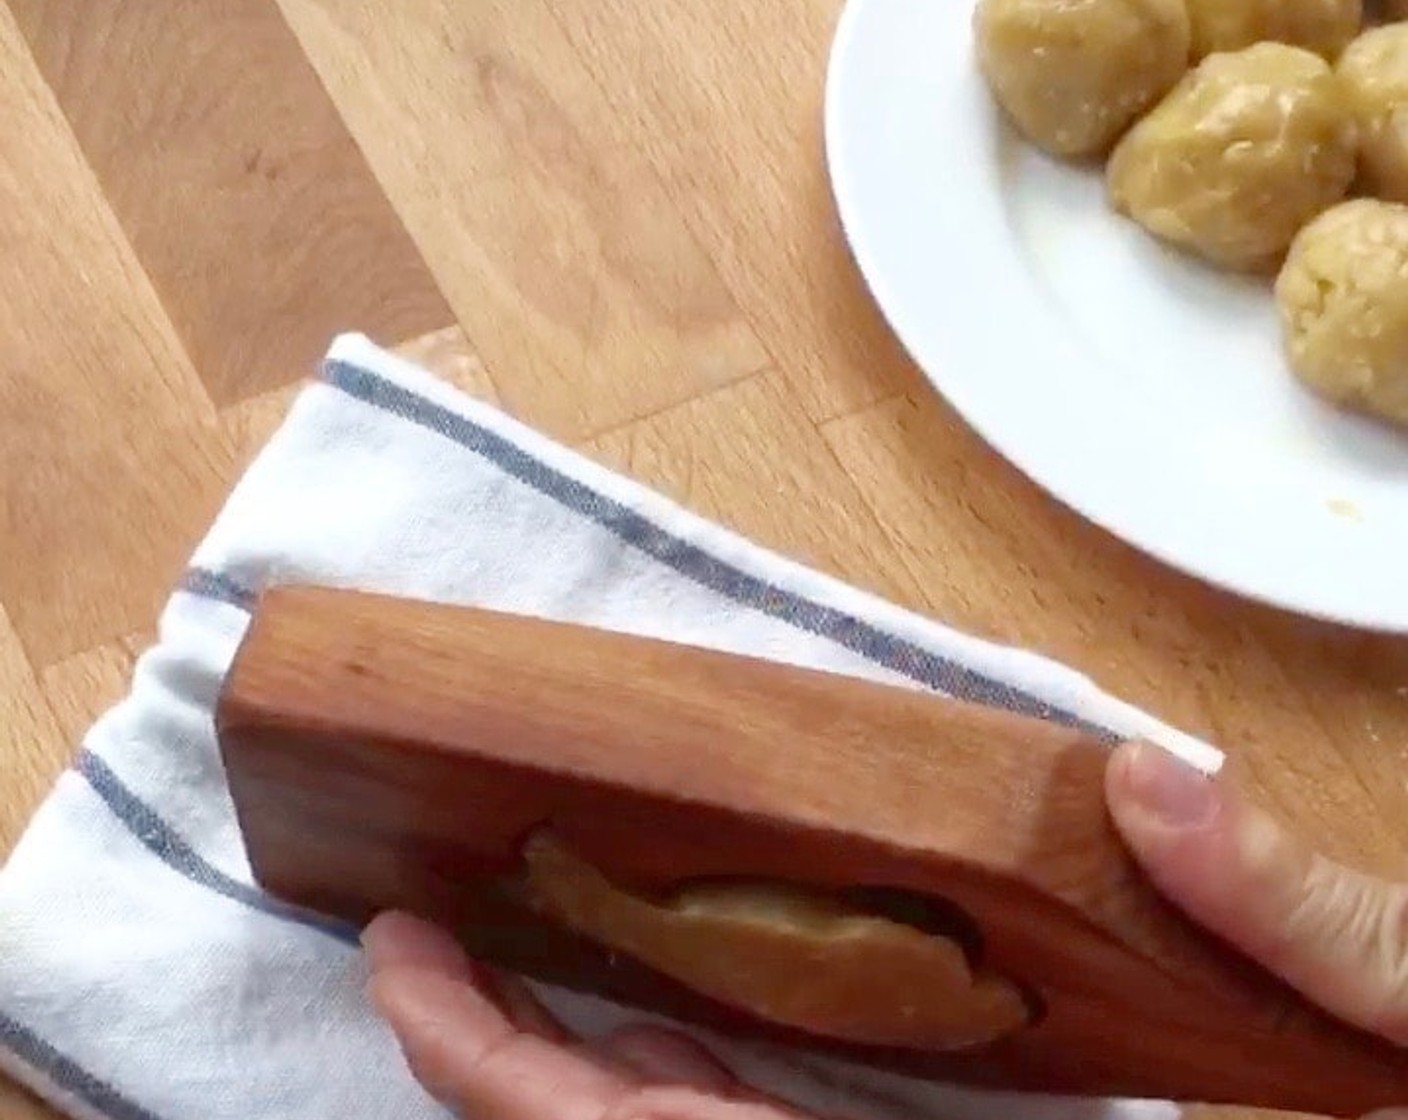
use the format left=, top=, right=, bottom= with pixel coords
left=823, top=0, right=1408, bottom=632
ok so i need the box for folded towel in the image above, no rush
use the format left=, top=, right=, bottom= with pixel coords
left=0, top=333, right=1221, bottom=1120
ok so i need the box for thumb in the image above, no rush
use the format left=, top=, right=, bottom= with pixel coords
left=1104, top=741, right=1408, bottom=1047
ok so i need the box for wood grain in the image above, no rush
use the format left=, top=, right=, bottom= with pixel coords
left=8, top=0, right=452, bottom=404
left=547, top=0, right=917, bottom=422
left=216, top=584, right=1408, bottom=1117
left=0, top=3, right=203, bottom=439
left=279, top=0, right=770, bottom=441
left=0, top=606, right=66, bottom=858
left=5, top=414, right=243, bottom=666
left=39, top=633, right=149, bottom=747
left=0, top=0, right=1403, bottom=1117
left=0, top=1, right=218, bottom=670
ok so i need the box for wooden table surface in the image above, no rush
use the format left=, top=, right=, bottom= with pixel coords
left=1, top=3, right=1405, bottom=1118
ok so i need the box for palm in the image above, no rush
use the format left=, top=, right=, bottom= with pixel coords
left=363, top=912, right=803, bottom=1119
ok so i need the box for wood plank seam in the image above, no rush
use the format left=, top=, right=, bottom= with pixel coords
left=575, top=363, right=775, bottom=446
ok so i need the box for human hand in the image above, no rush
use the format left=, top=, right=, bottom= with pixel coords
left=364, top=738, right=1408, bottom=1120
left=1105, top=739, right=1407, bottom=1119
left=361, top=910, right=805, bottom=1119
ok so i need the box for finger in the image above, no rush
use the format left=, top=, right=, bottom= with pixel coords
left=1106, top=740, right=1408, bottom=1046
left=363, top=913, right=572, bottom=1042
left=595, top=1024, right=739, bottom=1091
left=362, top=911, right=475, bottom=982
left=478, top=965, right=573, bottom=1044
left=370, top=965, right=635, bottom=1120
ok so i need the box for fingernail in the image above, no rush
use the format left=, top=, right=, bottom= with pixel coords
left=1118, top=741, right=1218, bottom=828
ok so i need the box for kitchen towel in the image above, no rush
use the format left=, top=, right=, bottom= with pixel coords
left=0, top=332, right=1222, bottom=1120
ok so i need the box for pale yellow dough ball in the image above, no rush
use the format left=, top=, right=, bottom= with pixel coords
left=1338, top=23, right=1408, bottom=201
left=1275, top=198, right=1408, bottom=426
left=1106, top=43, right=1357, bottom=271
left=973, top=0, right=1191, bottom=158
left=1184, top=0, right=1362, bottom=61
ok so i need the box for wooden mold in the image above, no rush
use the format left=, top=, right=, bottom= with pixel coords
left=215, top=584, right=1408, bottom=1116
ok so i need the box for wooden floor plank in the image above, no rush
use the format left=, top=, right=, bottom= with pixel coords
left=0, top=606, right=67, bottom=859
left=219, top=327, right=495, bottom=480
left=392, top=325, right=500, bottom=406
left=0, top=6, right=216, bottom=668
left=39, top=632, right=148, bottom=749
left=546, top=0, right=917, bottom=422
left=0, top=4, right=205, bottom=437
left=9, top=0, right=453, bottom=405
left=278, top=0, right=769, bottom=441
left=220, top=383, right=308, bottom=470
left=4, top=412, right=243, bottom=666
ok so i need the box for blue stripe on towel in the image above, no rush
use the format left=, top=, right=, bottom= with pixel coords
left=178, top=567, right=256, bottom=610
left=1, top=761, right=358, bottom=1112
left=319, top=357, right=1113, bottom=741
left=15, top=349, right=1117, bottom=1115
left=76, top=751, right=357, bottom=945
left=0, top=1011, right=165, bottom=1120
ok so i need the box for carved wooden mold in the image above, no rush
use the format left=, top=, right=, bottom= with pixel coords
left=215, top=584, right=1408, bottom=1116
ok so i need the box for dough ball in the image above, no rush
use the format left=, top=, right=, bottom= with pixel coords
left=1184, top=0, right=1362, bottom=61
left=1275, top=198, right=1408, bottom=425
left=1338, top=23, right=1408, bottom=201
left=973, top=0, right=1191, bottom=157
left=1106, top=43, right=1358, bottom=271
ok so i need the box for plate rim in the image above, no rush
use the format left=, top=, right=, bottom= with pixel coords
left=821, top=0, right=1408, bottom=635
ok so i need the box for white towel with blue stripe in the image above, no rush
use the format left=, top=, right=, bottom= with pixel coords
left=0, top=333, right=1221, bottom=1120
